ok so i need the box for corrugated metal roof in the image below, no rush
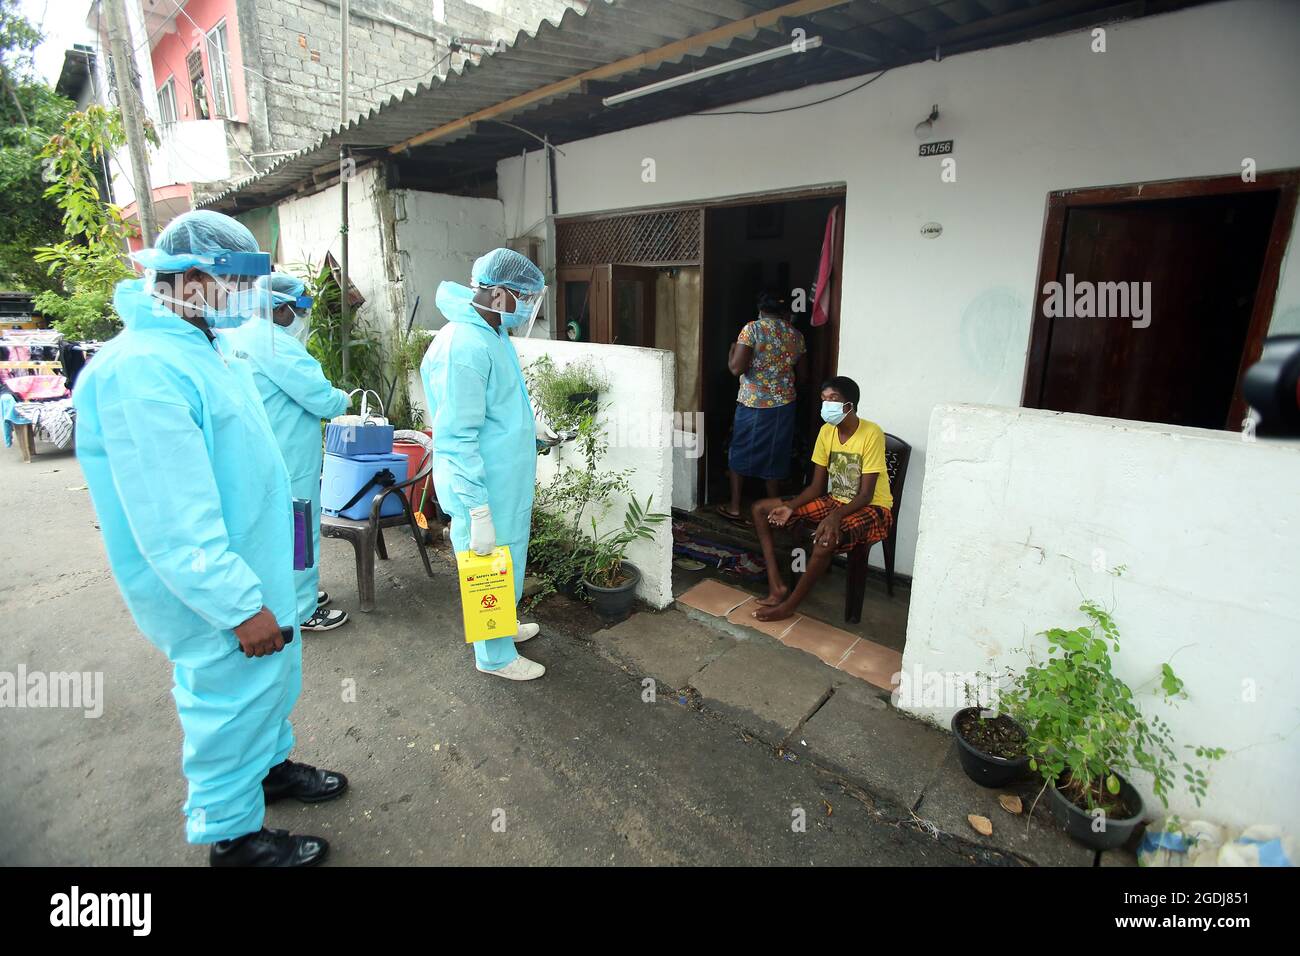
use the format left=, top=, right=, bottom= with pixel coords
left=200, top=0, right=1207, bottom=213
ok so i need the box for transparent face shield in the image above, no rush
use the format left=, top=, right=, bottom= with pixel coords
left=150, top=251, right=273, bottom=334
left=208, top=253, right=273, bottom=339
left=476, top=283, right=547, bottom=335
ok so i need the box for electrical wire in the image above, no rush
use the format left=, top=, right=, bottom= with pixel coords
left=346, top=50, right=454, bottom=96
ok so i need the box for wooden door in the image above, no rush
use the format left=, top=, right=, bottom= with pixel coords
left=557, top=266, right=657, bottom=347
left=555, top=265, right=605, bottom=342
left=1028, top=190, right=1281, bottom=430
left=607, top=266, right=657, bottom=347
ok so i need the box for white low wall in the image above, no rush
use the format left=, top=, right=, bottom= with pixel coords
left=900, top=403, right=1300, bottom=830
left=513, top=338, right=676, bottom=610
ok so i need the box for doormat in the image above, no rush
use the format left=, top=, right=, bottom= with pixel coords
left=671, top=520, right=766, bottom=580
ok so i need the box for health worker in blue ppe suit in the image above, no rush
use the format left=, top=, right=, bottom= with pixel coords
left=73, top=210, right=347, bottom=868
left=421, top=248, right=553, bottom=681
left=220, top=273, right=350, bottom=633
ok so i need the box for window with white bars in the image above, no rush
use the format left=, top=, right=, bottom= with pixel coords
left=157, top=77, right=177, bottom=127
left=205, top=22, right=235, bottom=119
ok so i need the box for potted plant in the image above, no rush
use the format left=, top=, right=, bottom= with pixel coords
left=580, top=494, right=667, bottom=623
left=524, top=354, right=609, bottom=435
left=525, top=410, right=631, bottom=607
left=951, top=677, right=1030, bottom=787
left=1000, top=596, right=1224, bottom=851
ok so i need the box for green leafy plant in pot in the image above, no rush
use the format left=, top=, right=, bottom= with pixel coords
left=581, top=494, right=667, bottom=623
left=525, top=408, right=629, bottom=607
left=999, top=595, right=1224, bottom=850
left=524, top=354, right=608, bottom=436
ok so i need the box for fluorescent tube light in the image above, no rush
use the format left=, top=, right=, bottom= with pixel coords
left=602, top=37, right=824, bottom=107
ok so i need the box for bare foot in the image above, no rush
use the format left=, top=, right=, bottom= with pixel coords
left=754, top=602, right=795, bottom=622
left=755, top=585, right=790, bottom=607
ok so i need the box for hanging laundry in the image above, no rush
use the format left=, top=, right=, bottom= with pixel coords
left=811, top=205, right=842, bottom=328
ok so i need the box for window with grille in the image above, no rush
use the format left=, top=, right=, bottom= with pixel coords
left=157, top=77, right=177, bottom=127
left=557, top=208, right=701, bottom=266
left=187, top=48, right=210, bottom=120
left=205, top=22, right=235, bottom=119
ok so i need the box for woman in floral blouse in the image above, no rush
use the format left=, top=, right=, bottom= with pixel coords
left=718, top=290, right=807, bottom=522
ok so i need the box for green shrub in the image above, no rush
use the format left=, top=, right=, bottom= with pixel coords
left=1000, top=593, right=1224, bottom=814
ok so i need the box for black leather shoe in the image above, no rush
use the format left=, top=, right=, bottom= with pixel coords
left=262, top=759, right=349, bottom=804
left=209, top=827, right=329, bottom=867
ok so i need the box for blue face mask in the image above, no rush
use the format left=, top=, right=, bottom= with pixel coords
left=474, top=284, right=544, bottom=330
left=822, top=401, right=851, bottom=425
left=150, top=276, right=257, bottom=330
left=207, top=279, right=271, bottom=329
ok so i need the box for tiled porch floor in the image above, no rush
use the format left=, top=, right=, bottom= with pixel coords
left=673, top=506, right=910, bottom=653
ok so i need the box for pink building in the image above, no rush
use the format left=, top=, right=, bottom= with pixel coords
left=89, top=0, right=584, bottom=238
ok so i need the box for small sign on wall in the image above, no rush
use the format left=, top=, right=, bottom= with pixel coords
left=919, top=139, right=954, bottom=157
left=920, top=222, right=943, bottom=239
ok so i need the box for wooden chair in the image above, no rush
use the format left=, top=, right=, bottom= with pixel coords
left=321, top=450, right=436, bottom=611
left=794, top=432, right=912, bottom=623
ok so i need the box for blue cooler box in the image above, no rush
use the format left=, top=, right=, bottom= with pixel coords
left=325, top=421, right=395, bottom=457
left=321, top=452, right=408, bottom=520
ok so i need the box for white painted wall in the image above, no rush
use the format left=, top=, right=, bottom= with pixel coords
left=393, top=190, right=506, bottom=332
left=150, top=121, right=232, bottom=190
left=276, top=165, right=402, bottom=345
left=513, top=338, right=676, bottom=610
left=900, top=403, right=1300, bottom=830
left=497, top=0, right=1300, bottom=578
left=275, top=177, right=512, bottom=347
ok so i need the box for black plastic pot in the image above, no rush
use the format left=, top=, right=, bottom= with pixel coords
left=951, top=707, right=1031, bottom=788
left=582, top=561, right=640, bottom=624
left=1048, top=772, right=1144, bottom=850
left=567, top=390, right=598, bottom=413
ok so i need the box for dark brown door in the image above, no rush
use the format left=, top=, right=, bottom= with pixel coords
left=608, top=266, right=657, bottom=347
left=557, top=265, right=657, bottom=347
left=1029, top=190, right=1280, bottom=430
left=555, top=266, right=605, bottom=342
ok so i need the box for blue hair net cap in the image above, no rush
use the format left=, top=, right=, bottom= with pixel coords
left=130, top=210, right=262, bottom=274
left=471, top=248, right=544, bottom=295
left=256, top=273, right=307, bottom=308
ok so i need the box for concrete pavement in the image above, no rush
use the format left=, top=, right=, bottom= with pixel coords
left=0, top=441, right=986, bottom=866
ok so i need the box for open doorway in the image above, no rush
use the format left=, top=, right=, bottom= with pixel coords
left=700, top=193, right=844, bottom=508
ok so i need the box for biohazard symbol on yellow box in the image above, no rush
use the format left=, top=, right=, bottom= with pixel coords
left=455, top=546, right=518, bottom=643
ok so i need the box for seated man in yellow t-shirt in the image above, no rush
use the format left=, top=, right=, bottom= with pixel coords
left=750, top=376, right=894, bottom=622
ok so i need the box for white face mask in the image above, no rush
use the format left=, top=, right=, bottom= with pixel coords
left=287, top=314, right=310, bottom=345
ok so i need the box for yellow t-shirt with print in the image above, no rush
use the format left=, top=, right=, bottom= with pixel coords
left=811, top=419, right=893, bottom=510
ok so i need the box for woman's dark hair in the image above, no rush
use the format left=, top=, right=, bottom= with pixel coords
left=821, top=375, right=860, bottom=406
left=756, top=290, right=788, bottom=316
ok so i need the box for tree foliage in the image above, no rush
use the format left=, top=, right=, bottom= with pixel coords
left=34, top=106, right=146, bottom=340
left=0, top=0, right=73, bottom=291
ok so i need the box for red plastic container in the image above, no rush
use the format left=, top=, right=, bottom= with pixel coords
left=392, top=442, right=434, bottom=515
left=393, top=432, right=434, bottom=514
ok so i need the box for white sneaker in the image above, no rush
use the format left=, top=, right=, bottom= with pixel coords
left=513, top=622, right=540, bottom=643
left=477, top=656, right=545, bottom=680
left=302, top=608, right=348, bottom=632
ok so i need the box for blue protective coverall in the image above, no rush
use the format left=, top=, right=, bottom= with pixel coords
left=219, top=319, right=349, bottom=623
left=73, top=279, right=301, bottom=844
left=420, top=281, right=536, bottom=670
